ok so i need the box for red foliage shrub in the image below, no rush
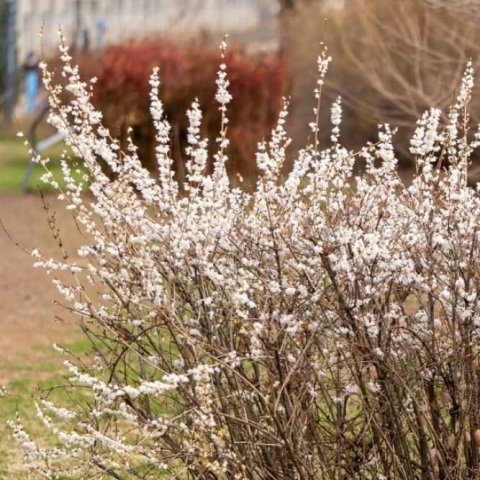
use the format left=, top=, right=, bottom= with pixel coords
left=76, top=40, right=288, bottom=184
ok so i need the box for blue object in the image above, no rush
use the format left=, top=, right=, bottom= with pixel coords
left=25, top=68, right=39, bottom=113
left=96, top=16, right=106, bottom=51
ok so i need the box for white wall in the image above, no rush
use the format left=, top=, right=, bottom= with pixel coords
left=16, top=0, right=279, bottom=61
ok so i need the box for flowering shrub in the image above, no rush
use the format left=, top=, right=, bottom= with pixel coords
left=75, top=40, right=287, bottom=184
left=10, top=38, right=480, bottom=479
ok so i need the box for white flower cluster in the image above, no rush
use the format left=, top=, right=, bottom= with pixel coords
left=12, top=39, right=480, bottom=479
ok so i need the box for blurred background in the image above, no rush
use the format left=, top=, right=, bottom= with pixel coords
left=0, top=0, right=479, bottom=473
left=2, top=0, right=479, bottom=190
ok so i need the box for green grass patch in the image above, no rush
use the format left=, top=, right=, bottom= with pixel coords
left=0, top=133, right=86, bottom=193
left=0, top=328, right=180, bottom=478
left=0, top=336, right=90, bottom=479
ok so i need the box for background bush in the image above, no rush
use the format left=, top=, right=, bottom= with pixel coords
left=76, top=40, right=287, bottom=186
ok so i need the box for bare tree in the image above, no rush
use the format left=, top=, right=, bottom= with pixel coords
left=286, top=0, right=480, bottom=166
left=426, top=0, right=480, bottom=14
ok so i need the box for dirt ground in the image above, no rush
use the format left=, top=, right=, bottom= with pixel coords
left=0, top=193, right=81, bottom=364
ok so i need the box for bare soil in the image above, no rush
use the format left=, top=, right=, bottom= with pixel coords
left=0, top=193, right=81, bottom=365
